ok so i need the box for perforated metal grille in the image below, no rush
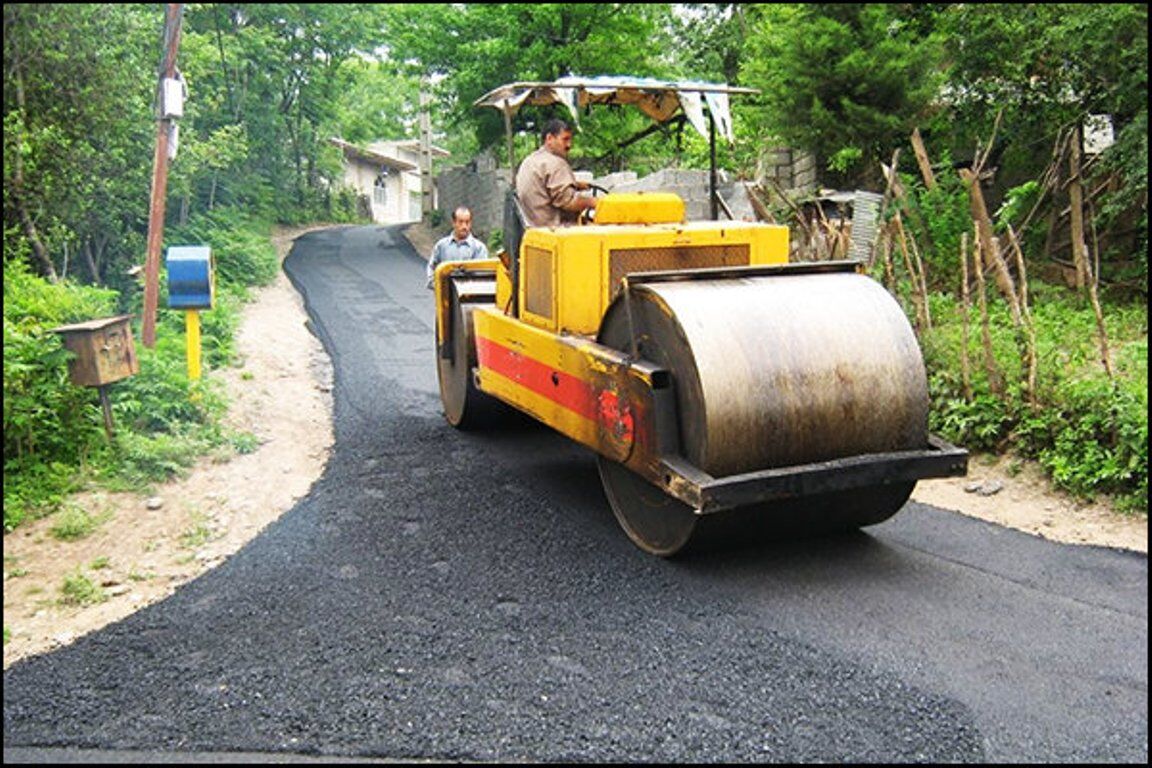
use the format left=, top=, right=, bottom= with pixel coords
left=523, top=245, right=554, bottom=319
left=608, top=244, right=750, bottom=296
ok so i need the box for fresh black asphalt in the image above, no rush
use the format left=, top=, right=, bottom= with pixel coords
left=4, top=225, right=1147, bottom=763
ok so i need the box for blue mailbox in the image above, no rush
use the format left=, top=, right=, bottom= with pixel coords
left=167, top=245, right=214, bottom=309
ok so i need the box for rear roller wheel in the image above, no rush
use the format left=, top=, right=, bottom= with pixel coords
left=437, top=278, right=495, bottom=429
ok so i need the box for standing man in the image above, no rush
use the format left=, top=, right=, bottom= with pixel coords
left=515, top=118, right=597, bottom=228
left=426, top=206, right=489, bottom=289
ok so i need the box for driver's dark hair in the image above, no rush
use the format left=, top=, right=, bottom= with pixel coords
left=541, top=118, right=572, bottom=142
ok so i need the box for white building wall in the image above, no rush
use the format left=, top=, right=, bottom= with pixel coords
left=335, top=139, right=449, bottom=225
left=340, top=159, right=411, bottom=225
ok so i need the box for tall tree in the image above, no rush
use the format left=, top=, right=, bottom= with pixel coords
left=3, top=3, right=155, bottom=285
left=740, top=3, right=946, bottom=188
left=933, top=3, right=1147, bottom=268
left=663, top=4, right=750, bottom=85
left=378, top=4, right=677, bottom=167
left=179, top=3, right=389, bottom=219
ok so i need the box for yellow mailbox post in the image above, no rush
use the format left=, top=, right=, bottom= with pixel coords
left=166, top=245, right=215, bottom=380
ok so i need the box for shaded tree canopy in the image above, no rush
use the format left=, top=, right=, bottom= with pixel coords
left=4, top=3, right=1146, bottom=284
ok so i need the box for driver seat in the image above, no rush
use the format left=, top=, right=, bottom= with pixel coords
left=502, top=187, right=529, bottom=314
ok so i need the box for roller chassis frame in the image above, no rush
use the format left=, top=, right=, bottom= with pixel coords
left=435, top=260, right=968, bottom=520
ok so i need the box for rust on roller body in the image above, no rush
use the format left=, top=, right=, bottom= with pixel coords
left=605, top=272, right=929, bottom=479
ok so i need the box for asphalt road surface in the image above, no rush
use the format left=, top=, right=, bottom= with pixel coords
left=4, top=225, right=1147, bottom=763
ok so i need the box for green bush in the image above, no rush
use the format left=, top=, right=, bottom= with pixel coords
left=167, top=208, right=280, bottom=292
left=3, top=207, right=278, bottom=532
left=921, top=286, right=1148, bottom=512
left=3, top=259, right=123, bottom=529
left=897, top=166, right=973, bottom=292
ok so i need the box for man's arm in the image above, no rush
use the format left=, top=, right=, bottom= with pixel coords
left=545, top=162, right=596, bottom=215
left=426, top=240, right=443, bottom=289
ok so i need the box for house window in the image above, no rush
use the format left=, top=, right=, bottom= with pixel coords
left=373, top=170, right=388, bottom=207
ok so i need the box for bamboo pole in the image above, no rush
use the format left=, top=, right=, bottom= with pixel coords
left=893, top=212, right=928, bottom=331
left=880, top=223, right=896, bottom=293
left=904, top=219, right=932, bottom=330
left=1084, top=200, right=1114, bottom=379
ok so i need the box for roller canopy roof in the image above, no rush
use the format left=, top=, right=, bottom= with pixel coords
left=473, top=76, right=758, bottom=143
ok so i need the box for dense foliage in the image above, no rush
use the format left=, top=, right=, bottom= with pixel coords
left=3, top=210, right=278, bottom=530
left=3, top=3, right=1147, bottom=528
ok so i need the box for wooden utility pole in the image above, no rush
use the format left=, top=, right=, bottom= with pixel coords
left=419, top=77, right=433, bottom=218
left=141, top=3, right=184, bottom=348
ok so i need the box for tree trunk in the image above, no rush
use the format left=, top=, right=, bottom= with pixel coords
left=8, top=25, right=59, bottom=282
left=15, top=196, right=58, bottom=282
left=83, top=241, right=100, bottom=285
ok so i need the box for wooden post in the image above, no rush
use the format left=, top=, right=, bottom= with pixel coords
left=709, top=111, right=719, bottom=220
left=98, top=386, right=116, bottom=440
left=503, top=100, right=515, bottom=174
left=141, top=3, right=184, bottom=348
left=1067, top=123, right=1090, bottom=292
left=185, top=309, right=201, bottom=380
left=910, top=128, right=936, bottom=190
left=959, top=167, right=1020, bottom=322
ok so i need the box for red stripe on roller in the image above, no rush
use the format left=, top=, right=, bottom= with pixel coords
left=475, top=336, right=598, bottom=421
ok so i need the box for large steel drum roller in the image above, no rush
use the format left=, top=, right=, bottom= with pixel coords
left=596, top=270, right=931, bottom=555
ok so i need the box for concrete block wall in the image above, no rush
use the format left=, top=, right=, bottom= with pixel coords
left=434, top=164, right=512, bottom=239
left=434, top=154, right=797, bottom=233
left=605, top=168, right=736, bottom=221
left=757, top=147, right=818, bottom=196
left=602, top=168, right=765, bottom=222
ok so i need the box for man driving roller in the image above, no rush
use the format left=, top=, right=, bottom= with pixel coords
left=514, top=118, right=597, bottom=228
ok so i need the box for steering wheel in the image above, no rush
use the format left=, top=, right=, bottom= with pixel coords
left=578, top=183, right=610, bottom=225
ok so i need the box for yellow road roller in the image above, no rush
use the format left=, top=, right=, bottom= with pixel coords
left=432, top=191, right=967, bottom=556
left=432, top=77, right=967, bottom=555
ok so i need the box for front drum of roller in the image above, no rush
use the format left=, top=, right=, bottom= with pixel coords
left=596, top=271, right=929, bottom=555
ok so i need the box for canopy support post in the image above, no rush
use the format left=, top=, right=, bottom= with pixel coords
left=503, top=100, right=515, bottom=174
left=709, top=111, right=718, bottom=220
